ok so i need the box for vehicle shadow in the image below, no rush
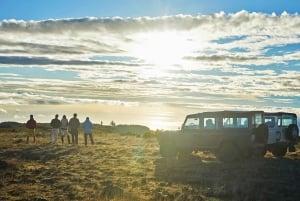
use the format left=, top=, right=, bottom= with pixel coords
left=154, top=154, right=300, bottom=200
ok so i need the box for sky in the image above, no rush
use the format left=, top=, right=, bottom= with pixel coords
left=1, top=1, right=300, bottom=129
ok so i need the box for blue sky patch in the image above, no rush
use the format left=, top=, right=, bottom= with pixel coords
left=0, top=67, right=79, bottom=81
left=264, top=43, right=300, bottom=57
left=90, top=56, right=138, bottom=63
left=213, top=35, right=247, bottom=44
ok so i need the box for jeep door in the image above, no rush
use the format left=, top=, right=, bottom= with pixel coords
left=265, top=116, right=278, bottom=144
left=181, top=116, right=202, bottom=150
left=182, top=116, right=221, bottom=150
left=198, top=117, right=222, bottom=149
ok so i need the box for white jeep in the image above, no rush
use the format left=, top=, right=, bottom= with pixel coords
left=264, top=112, right=299, bottom=157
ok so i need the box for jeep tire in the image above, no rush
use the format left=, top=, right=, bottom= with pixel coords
left=271, top=144, right=287, bottom=157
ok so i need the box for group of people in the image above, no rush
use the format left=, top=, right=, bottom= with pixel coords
left=25, top=113, right=95, bottom=146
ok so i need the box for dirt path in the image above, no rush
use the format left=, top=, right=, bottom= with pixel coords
left=0, top=131, right=300, bottom=201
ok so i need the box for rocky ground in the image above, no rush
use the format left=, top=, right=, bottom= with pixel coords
left=0, top=129, right=300, bottom=201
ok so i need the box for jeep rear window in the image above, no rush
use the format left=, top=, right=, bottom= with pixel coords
left=278, top=115, right=296, bottom=127
left=223, top=117, right=249, bottom=128
left=282, top=118, right=293, bottom=126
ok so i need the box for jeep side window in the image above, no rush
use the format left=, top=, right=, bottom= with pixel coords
left=277, top=116, right=294, bottom=127
left=282, top=118, right=293, bottom=126
left=222, top=117, right=249, bottom=128
left=265, top=117, right=275, bottom=128
left=223, top=117, right=234, bottom=128
left=204, top=118, right=215, bottom=129
left=184, top=117, right=200, bottom=129
left=238, top=117, right=249, bottom=128
left=254, top=113, right=263, bottom=127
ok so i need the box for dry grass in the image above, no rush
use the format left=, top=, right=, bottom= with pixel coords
left=1, top=128, right=300, bottom=201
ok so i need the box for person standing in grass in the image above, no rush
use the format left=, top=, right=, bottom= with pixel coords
left=82, top=117, right=94, bottom=146
left=50, top=114, right=61, bottom=144
left=25, top=114, right=37, bottom=143
left=69, top=113, right=80, bottom=145
left=60, top=115, right=69, bottom=144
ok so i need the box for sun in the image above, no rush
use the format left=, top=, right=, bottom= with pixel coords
left=130, top=31, right=190, bottom=66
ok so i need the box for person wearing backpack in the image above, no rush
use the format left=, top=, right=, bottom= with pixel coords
left=50, top=114, right=61, bottom=144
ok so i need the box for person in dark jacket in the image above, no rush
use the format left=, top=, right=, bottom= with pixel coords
left=69, top=113, right=80, bottom=145
left=25, top=114, right=37, bottom=143
left=50, top=114, right=61, bottom=144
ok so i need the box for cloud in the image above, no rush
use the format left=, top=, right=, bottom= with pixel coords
left=0, top=11, right=300, bottom=125
left=184, top=55, right=259, bottom=62
left=0, top=108, right=7, bottom=113
left=1, top=11, right=300, bottom=61
left=0, top=56, right=139, bottom=66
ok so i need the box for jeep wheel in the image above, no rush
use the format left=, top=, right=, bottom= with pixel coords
left=272, top=145, right=287, bottom=157
left=216, top=142, right=239, bottom=162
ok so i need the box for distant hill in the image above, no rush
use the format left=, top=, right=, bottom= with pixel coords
left=113, top=124, right=150, bottom=135
left=0, top=121, right=151, bottom=134
left=0, top=121, right=23, bottom=128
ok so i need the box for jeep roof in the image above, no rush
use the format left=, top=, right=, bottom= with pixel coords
left=185, top=110, right=264, bottom=118
left=264, top=112, right=297, bottom=118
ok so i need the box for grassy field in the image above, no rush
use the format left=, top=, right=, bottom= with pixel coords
left=0, top=125, right=300, bottom=201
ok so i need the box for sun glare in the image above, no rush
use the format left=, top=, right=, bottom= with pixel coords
left=130, top=31, right=190, bottom=66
